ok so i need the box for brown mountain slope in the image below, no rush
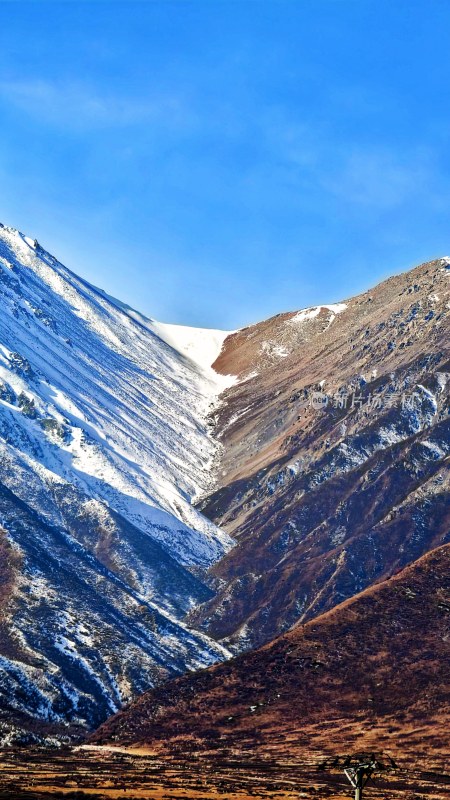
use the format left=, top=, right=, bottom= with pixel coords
left=191, top=257, right=450, bottom=649
left=91, top=545, right=450, bottom=769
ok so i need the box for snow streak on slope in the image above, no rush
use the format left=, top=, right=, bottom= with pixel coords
left=0, top=225, right=234, bottom=566
left=96, top=294, right=236, bottom=397
left=0, top=223, right=235, bottom=744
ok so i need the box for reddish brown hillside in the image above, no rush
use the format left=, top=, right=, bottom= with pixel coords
left=192, top=257, right=450, bottom=649
left=92, top=545, right=450, bottom=768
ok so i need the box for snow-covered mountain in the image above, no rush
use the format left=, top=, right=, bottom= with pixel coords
left=2, top=219, right=448, bottom=750
left=0, top=223, right=235, bottom=744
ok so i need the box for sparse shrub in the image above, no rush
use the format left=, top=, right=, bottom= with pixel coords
left=9, top=352, right=34, bottom=377
left=40, top=417, right=68, bottom=440
left=17, top=391, right=37, bottom=418
left=0, top=381, right=16, bottom=404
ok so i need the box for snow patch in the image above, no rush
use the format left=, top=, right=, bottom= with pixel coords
left=149, top=319, right=237, bottom=393
left=290, top=303, right=347, bottom=324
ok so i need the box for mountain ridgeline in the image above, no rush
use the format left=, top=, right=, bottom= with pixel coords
left=0, top=220, right=448, bottom=750
left=192, top=257, right=449, bottom=650
left=0, top=223, right=233, bottom=745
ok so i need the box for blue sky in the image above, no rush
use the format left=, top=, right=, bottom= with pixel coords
left=1, top=1, right=450, bottom=329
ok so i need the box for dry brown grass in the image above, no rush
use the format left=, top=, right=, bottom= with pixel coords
left=0, top=745, right=448, bottom=800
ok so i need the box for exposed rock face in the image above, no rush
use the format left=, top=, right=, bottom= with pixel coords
left=191, top=258, right=449, bottom=650
left=92, top=545, right=450, bottom=766
left=0, top=224, right=233, bottom=745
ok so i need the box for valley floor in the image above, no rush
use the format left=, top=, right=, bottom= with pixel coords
left=0, top=746, right=448, bottom=800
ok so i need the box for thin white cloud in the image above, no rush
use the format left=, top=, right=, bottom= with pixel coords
left=253, top=106, right=445, bottom=213
left=0, top=78, right=197, bottom=132
left=323, top=148, right=433, bottom=210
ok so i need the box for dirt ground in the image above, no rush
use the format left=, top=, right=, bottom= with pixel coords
left=0, top=746, right=448, bottom=800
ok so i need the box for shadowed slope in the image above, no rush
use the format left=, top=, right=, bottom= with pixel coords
left=92, top=545, right=450, bottom=768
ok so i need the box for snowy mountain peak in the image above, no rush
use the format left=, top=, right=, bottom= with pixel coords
left=0, top=222, right=235, bottom=559
left=0, top=221, right=236, bottom=744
